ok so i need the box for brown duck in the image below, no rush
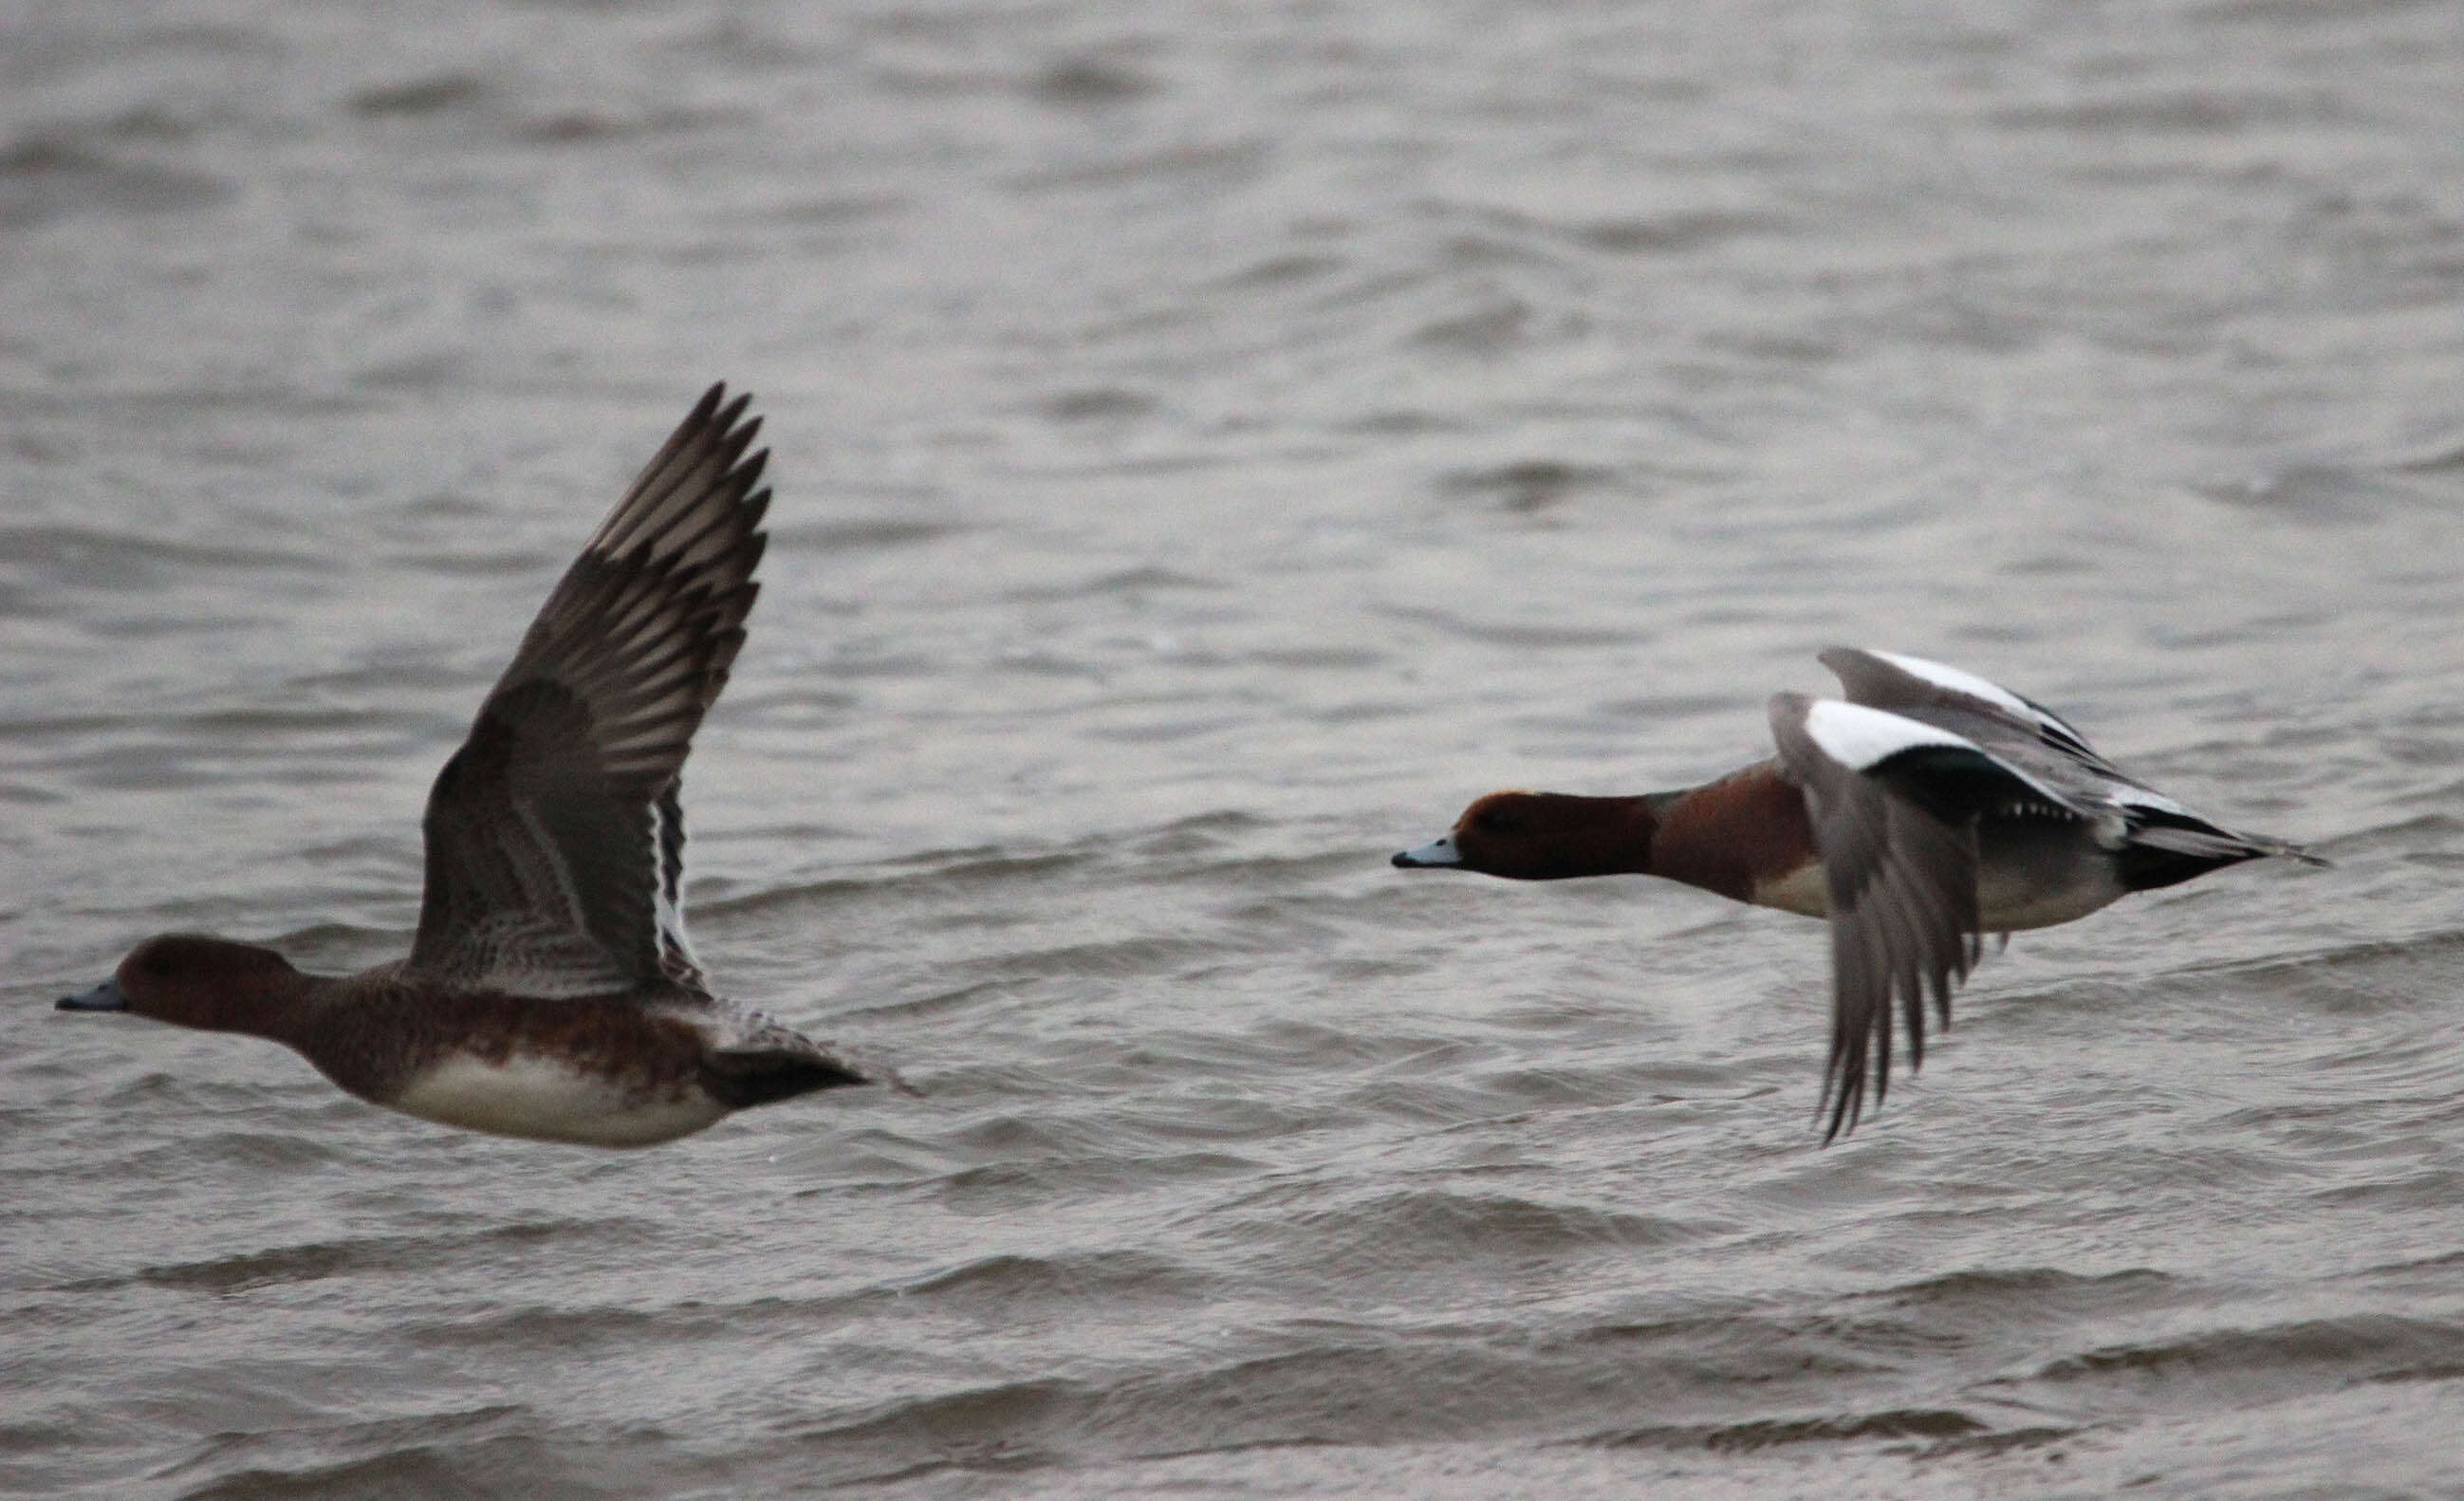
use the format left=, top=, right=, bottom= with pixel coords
left=60, top=385, right=884, bottom=1146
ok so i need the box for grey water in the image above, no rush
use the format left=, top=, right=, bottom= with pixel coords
left=6, top=1, right=2464, bottom=1495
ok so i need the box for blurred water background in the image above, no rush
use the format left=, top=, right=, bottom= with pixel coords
left=7, top=1, right=2464, bottom=1494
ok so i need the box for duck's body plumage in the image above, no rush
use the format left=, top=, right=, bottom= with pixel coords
left=60, top=386, right=880, bottom=1146
left=1396, top=647, right=2323, bottom=1139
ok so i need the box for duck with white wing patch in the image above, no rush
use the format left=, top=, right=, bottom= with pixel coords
left=1395, top=647, right=2325, bottom=1140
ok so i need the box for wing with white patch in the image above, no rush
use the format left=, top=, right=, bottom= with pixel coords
left=1821, top=647, right=2109, bottom=769
left=406, top=384, right=768, bottom=998
left=1822, top=647, right=2325, bottom=876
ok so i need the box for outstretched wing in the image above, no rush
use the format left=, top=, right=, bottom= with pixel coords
left=405, top=384, right=769, bottom=997
left=1825, top=646, right=2325, bottom=879
left=1820, top=645, right=2142, bottom=809
left=1820, top=647, right=2104, bottom=759
left=1769, top=692, right=2083, bottom=1141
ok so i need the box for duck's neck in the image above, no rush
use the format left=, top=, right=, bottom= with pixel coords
left=197, top=967, right=328, bottom=1046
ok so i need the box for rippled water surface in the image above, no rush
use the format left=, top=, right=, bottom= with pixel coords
left=8, top=2, right=2464, bottom=1495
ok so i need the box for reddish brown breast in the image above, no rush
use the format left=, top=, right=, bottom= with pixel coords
left=289, top=975, right=711, bottom=1108
left=1645, top=760, right=1819, bottom=904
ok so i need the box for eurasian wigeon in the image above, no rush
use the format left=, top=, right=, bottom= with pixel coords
left=1393, top=647, right=2325, bottom=1140
left=58, top=384, right=888, bottom=1147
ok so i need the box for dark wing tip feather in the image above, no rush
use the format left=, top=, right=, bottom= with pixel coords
left=1813, top=798, right=1982, bottom=1145
left=412, top=385, right=778, bottom=991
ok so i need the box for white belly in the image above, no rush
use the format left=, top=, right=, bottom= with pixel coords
left=1976, top=865, right=2126, bottom=931
left=1749, top=854, right=2127, bottom=932
left=389, top=1053, right=728, bottom=1147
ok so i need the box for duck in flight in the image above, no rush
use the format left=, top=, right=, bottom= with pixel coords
left=1393, top=647, right=2324, bottom=1140
left=59, top=385, right=887, bottom=1146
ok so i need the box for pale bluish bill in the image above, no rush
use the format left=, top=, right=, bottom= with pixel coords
left=1392, top=836, right=1462, bottom=868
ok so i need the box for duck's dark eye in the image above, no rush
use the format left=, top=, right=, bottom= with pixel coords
left=1473, top=808, right=1522, bottom=836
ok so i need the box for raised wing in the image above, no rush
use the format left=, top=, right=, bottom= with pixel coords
left=1769, top=693, right=2073, bottom=1141
left=405, top=384, right=769, bottom=997
left=1820, top=646, right=2111, bottom=770
left=1823, top=647, right=2324, bottom=873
